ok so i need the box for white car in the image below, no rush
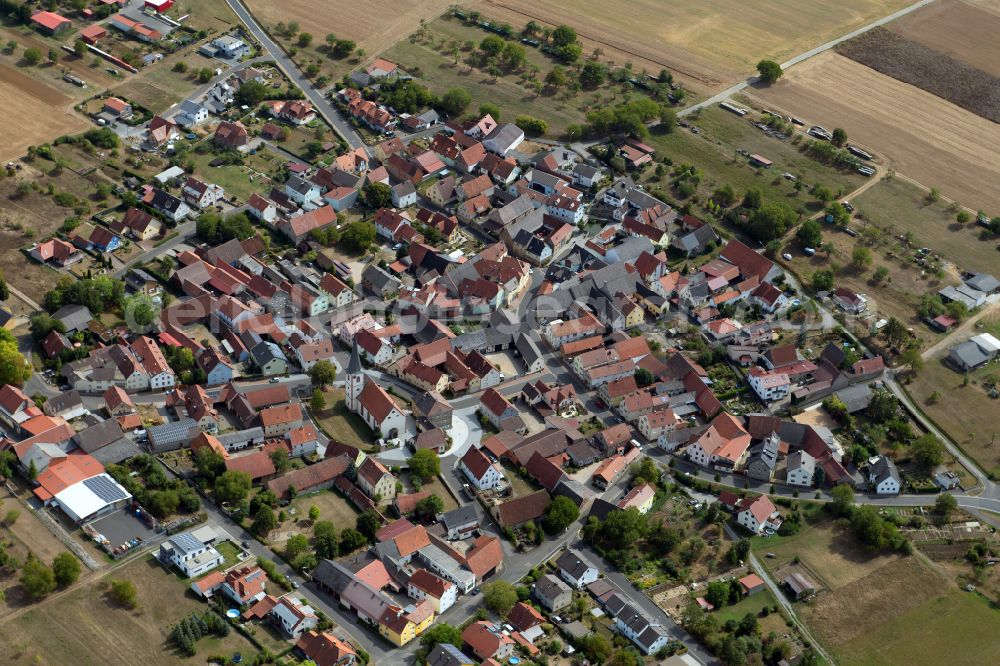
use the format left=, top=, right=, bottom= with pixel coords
left=782, top=253, right=793, bottom=260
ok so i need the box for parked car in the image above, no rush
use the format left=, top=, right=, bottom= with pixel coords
left=782, top=253, right=793, bottom=260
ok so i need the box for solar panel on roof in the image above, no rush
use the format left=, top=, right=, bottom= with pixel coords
left=82, top=475, right=129, bottom=503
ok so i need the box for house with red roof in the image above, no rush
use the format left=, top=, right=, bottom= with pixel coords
left=213, top=120, right=249, bottom=152
left=462, top=621, right=515, bottom=662
left=406, top=568, right=456, bottom=613
left=357, top=456, right=396, bottom=501
left=736, top=494, right=781, bottom=534
left=459, top=446, right=503, bottom=491
left=295, top=631, right=357, bottom=666
left=686, top=412, right=752, bottom=471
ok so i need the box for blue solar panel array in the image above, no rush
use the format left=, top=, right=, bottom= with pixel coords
left=82, top=475, right=129, bottom=503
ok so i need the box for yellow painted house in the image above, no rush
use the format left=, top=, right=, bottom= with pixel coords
left=378, top=600, right=435, bottom=646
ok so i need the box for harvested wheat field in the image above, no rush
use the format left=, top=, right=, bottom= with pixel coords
left=245, top=0, right=455, bottom=59
left=474, top=0, right=911, bottom=95
left=0, top=65, right=88, bottom=163
left=890, top=0, right=1000, bottom=78
left=748, top=52, right=1000, bottom=212
left=837, top=27, right=1000, bottom=123
left=802, top=556, right=948, bottom=646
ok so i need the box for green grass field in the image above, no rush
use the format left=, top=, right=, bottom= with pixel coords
left=833, top=590, right=1000, bottom=666
left=645, top=107, right=867, bottom=212
left=853, top=176, right=997, bottom=275
left=906, top=353, right=1000, bottom=478
left=750, top=520, right=899, bottom=590
left=714, top=589, right=779, bottom=625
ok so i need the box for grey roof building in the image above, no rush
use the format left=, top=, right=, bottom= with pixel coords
left=534, top=573, right=572, bottom=611
left=437, top=504, right=480, bottom=540
left=948, top=340, right=991, bottom=371
left=966, top=272, right=1000, bottom=293
left=745, top=435, right=779, bottom=481
left=428, top=643, right=475, bottom=666
left=73, top=418, right=126, bottom=454
left=52, top=304, right=94, bottom=334
left=515, top=332, right=544, bottom=374
left=147, top=418, right=199, bottom=452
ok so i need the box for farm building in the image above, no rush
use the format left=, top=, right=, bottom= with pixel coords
left=30, top=11, right=71, bottom=35
left=80, top=24, right=107, bottom=45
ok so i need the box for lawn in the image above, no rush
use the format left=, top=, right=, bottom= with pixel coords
left=290, top=489, right=360, bottom=532
left=0, top=556, right=258, bottom=665
left=185, top=147, right=278, bottom=204
left=905, top=353, right=1000, bottom=478
left=500, top=463, right=540, bottom=499
left=312, top=388, right=378, bottom=451
left=750, top=519, right=899, bottom=590
left=214, top=540, right=243, bottom=569
left=833, top=589, right=1000, bottom=666
left=853, top=176, right=997, bottom=275
left=415, top=478, right=459, bottom=513
left=714, top=589, right=779, bottom=625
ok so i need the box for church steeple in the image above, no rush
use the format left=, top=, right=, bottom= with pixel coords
left=345, top=337, right=365, bottom=413
left=346, top=336, right=362, bottom=375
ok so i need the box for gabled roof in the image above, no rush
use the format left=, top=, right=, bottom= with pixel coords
left=460, top=446, right=495, bottom=481
left=737, top=494, right=777, bottom=524
left=495, top=490, right=550, bottom=527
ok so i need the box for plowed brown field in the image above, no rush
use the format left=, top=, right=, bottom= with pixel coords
left=0, top=64, right=88, bottom=163
left=889, top=0, right=1000, bottom=78
left=748, top=52, right=1000, bottom=212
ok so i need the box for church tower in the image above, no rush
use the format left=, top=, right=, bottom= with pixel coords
left=345, top=337, right=365, bottom=413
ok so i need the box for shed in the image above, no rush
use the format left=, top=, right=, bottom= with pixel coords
left=783, top=573, right=815, bottom=599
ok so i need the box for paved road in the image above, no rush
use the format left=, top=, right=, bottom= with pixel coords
left=113, top=220, right=197, bottom=278
left=223, top=0, right=367, bottom=152
left=678, top=0, right=937, bottom=117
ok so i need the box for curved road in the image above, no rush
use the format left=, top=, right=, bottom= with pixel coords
left=224, top=0, right=367, bottom=152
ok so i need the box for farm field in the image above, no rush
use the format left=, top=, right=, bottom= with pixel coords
left=245, top=0, right=454, bottom=66
left=853, top=176, right=999, bottom=276
left=906, top=347, right=1000, bottom=479
left=0, top=64, right=88, bottom=163
left=747, top=52, right=1000, bottom=212
left=837, top=27, right=1000, bottom=124
left=0, top=556, right=258, bottom=665
left=802, top=556, right=948, bottom=651
left=834, top=589, right=1000, bottom=666
left=472, top=0, right=912, bottom=95
left=889, top=0, right=1000, bottom=78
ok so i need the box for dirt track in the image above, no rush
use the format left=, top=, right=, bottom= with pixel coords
left=748, top=52, right=1000, bottom=212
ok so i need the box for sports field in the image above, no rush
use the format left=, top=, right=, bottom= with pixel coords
left=474, top=0, right=912, bottom=94
left=748, top=52, right=1000, bottom=212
